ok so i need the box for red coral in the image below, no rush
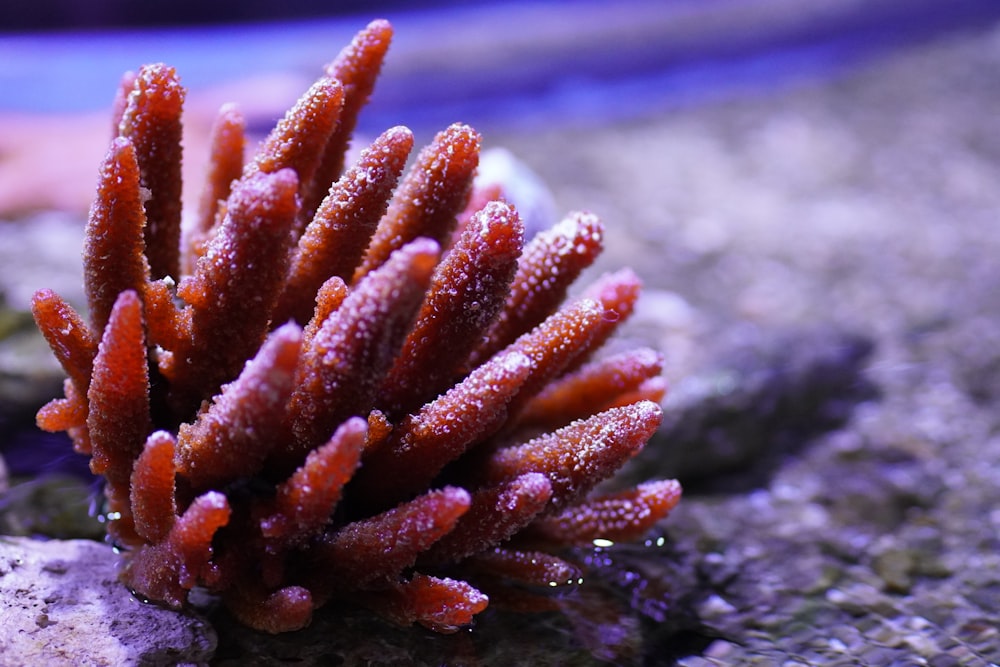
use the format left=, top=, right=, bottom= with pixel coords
left=116, top=63, right=185, bottom=281
left=185, top=103, right=246, bottom=273
left=87, top=290, right=150, bottom=545
left=273, top=126, right=413, bottom=326
left=32, top=19, right=681, bottom=635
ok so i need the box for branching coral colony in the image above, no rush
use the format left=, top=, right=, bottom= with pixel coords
left=31, top=20, right=681, bottom=634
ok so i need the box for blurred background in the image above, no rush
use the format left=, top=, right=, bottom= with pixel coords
left=2, top=0, right=998, bottom=218
left=4, top=0, right=999, bottom=124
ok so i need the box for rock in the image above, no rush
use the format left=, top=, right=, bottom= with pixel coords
left=619, top=325, right=875, bottom=491
left=476, top=147, right=558, bottom=240
left=0, top=474, right=104, bottom=540
left=0, top=536, right=216, bottom=666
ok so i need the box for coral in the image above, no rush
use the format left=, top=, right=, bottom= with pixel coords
left=31, top=19, right=681, bottom=634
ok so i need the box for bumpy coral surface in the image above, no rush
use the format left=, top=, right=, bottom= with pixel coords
left=32, top=20, right=681, bottom=634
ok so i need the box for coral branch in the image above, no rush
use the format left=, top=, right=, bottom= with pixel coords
left=171, top=169, right=299, bottom=414
left=171, top=491, right=232, bottom=586
left=518, top=347, right=665, bottom=430
left=86, top=290, right=150, bottom=541
left=304, top=18, right=394, bottom=217
left=110, top=70, right=137, bottom=136
left=30, top=289, right=97, bottom=399
left=143, top=278, right=190, bottom=359
left=363, top=573, right=489, bottom=634
left=352, top=346, right=533, bottom=508
left=131, top=430, right=178, bottom=544
left=186, top=104, right=246, bottom=273
left=496, top=297, right=607, bottom=417
left=286, top=238, right=439, bottom=456
left=35, top=381, right=88, bottom=446
left=470, top=212, right=604, bottom=364
left=174, top=322, right=302, bottom=490
left=319, top=487, right=471, bottom=588
left=117, top=63, right=185, bottom=280
left=379, top=199, right=525, bottom=415
left=467, top=547, right=582, bottom=588
left=421, top=473, right=553, bottom=566
left=258, top=416, right=367, bottom=546
left=245, top=77, right=344, bottom=217
left=480, top=401, right=664, bottom=509
left=301, top=276, right=348, bottom=350
left=273, top=126, right=413, bottom=325
left=124, top=490, right=231, bottom=608
left=224, top=583, right=314, bottom=635
left=354, top=123, right=480, bottom=281
left=525, top=479, right=683, bottom=545
left=577, top=268, right=643, bottom=361
left=83, top=137, right=150, bottom=333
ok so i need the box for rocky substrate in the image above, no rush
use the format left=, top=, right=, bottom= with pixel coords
left=0, top=536, right=215, bottom=666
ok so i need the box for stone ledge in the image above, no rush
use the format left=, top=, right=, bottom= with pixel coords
left=0, top=536, right=216, bottom=667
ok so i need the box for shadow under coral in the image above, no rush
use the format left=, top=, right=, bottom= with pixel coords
left=206, top=529, right=712, bottom=666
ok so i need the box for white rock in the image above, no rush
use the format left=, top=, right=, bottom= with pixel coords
left=0, top=536, right=216, bottom=666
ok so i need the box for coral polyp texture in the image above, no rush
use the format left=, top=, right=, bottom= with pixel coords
left=31, top=20, right=681, bottom=634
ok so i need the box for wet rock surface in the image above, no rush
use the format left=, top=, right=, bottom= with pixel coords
left=0, top=536, right=216, bottom=667
left=3, top=16, right=1000, bottom=667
